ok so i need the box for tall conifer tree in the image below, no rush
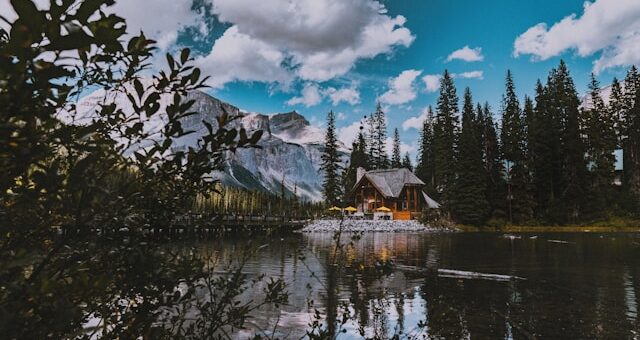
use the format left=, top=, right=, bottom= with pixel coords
left=481, top=103, right=505, bottom=218
left=391, top=128, right=402, bottom=168
left=583, top=74, right=616, bottom=217
left=321, top=110, right=342, bottom=205
left=416, top=106, right=436, bottom=194
left=547, top=60, right=588, bottom=222
left=624, top=69, right=640, bottom=210
left=343, top=126, right=369, bottom=195
left=481, top=102, right=506, bottom=218
left=368, top=104, right=389, bottom=169
left=500, top=70, right=534, bottom=223
left=529, top=80, right=555, bottom=220
left=609, top=78, right=625, bottom=148
left=402, top=152, right=413, bottom=171
left=452, top=88, right=489, bottom=225
left=433, top=70, right=459, bottom=209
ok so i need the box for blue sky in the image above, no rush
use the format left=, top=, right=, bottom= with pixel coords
left=4, top=0, right=633, bottom=159
left=167, top=0, right=637, bottom=160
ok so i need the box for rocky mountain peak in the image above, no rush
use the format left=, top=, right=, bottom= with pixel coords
left=269, top=111, right=310, bottom=133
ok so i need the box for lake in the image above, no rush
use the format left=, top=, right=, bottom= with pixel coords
left=199, top=232, right=640, bottom=338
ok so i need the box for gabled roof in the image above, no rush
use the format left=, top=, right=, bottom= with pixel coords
left=354, top=168, right=425, bottom=198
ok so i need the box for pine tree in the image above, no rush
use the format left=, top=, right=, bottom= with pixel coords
left=609, top=78, right=625, bottom=148
left=433, top=70, right=459, bottom=209
left=523, top=95, right=535, bottom=168
left=367, top=104, right=389, bottom=169
left=583, top=73, right=616, bottom=217
left=365, top=113, right=376, bottom=167
left=402, top=152, right=413, bottom=171
left=625, top=75, right=640, bottom=213
left=343, top=126, right=369, bottom=194
left=547, top=60, right=588, bottom=222
left=391, top=128, right=402, bottom=168
left=481, top=103, right=505, bottom=218
left=353, top=128, right=369, bottom=170
left=528, top=79, right=555, bottom=220
left=452, top=88, right=489, bottom=225
left=416, top=106, right=436, bottom=194
left=623, top=66, right=640, bottom=114
left=500, top=70, right=534, bottom=223
left=623, top=67, right=640, bottom=210
left=321, top=110, right=342, bottom=205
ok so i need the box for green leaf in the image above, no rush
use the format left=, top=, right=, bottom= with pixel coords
left=75, top=0, right=112, bottom=21
left=11, top=0, right=40, bottom=22
left=191, top=68, right=200, bottom=85
left=133, top=79, right=143, bottom=99
left=166, top=53, right=175, bottom=70
left=180, top=48, right=190, bottom=64
left=46, top=29, right=95, bottom=51
left=249, top=130, right=264, bottom=144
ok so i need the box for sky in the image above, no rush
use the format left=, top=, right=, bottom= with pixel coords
left=3, top=0, right=640, bottom=160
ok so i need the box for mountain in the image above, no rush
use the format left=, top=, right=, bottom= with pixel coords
left=580, top=84, right=613, bottom=110
left=74, top=84, right=347, bottom=202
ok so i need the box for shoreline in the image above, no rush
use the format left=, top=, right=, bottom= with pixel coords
left=455, top=225, right=640, bottom=233
left=301, top=219, right=455, bottom=233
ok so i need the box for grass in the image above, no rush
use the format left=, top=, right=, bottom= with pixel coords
left=456, top=216, right=640, bottom=233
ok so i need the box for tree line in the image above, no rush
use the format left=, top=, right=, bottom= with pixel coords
left=321, top=61, right=640, bottom=225
left=417, top=62, right=640, bottom=226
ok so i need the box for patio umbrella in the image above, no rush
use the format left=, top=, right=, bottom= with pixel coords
left=375, top=206, right=391, bottom=212
left=344, top=206, right=358, bottom=212
left=328, top=206, right=342, bottom=211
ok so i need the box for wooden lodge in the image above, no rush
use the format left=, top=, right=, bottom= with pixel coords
left=350, top=167, right=440, bottom=220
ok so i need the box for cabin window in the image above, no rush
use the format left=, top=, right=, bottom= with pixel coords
left=402, top=201, right=407, bottom=211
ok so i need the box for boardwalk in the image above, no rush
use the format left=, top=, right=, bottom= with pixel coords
left=60, top=214, right=311, bottom=237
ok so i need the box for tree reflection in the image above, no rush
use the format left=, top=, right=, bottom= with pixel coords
left=197, top=233, right=640, bottom=338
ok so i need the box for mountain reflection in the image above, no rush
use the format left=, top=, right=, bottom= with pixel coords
left=197, top=233, right=640, bottom=338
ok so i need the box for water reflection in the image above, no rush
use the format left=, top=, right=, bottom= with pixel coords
left=199, top=232, right=640, bottom=338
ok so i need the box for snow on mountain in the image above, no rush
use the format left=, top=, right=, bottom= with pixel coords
left=580, top=84, right=613, bottom=110
left=74, top=83, right=345, bottom=201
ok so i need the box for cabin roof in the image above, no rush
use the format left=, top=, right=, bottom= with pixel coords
left=355, top=168, right=425, bottom=198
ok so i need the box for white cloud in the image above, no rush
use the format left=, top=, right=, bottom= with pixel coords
left=337, top=120, right=364, bottom=147
left=513, top=0, right=640, bottom=73
left=195, top=26, right=293, bottom=89
left=422, top=74, right=441, bottom=93
left=287, top=83, right=323, bottom=107
left=206, top=0, right=414, bottom=87
left=402, top=106, right=432, bottom=131
left=446, top=45, right=484, bottom=62
left=385, top=137, right=416, bottom=156
left=379, top=69, right=422, bottom=105
left=286, top=83, right=361, bottom=107
left=454, top=70, right=484, bottom=79
left=325, top=86, right=361, bottom=106
left=112, top=0, right=204, bottom=51
left=0, top=0, right=202, bottom=52
left=336, top=112, right=347, bottom=120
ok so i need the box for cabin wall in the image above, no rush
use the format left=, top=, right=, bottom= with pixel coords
left=353, top=181, right=423, bottom=214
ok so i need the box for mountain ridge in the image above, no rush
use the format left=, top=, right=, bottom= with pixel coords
left=75, top=85, right=346, bottom=202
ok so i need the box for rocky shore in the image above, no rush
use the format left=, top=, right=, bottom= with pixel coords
left=301, top=219, right=454, bottom=233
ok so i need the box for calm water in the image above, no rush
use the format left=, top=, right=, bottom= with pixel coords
left=200, top=232, right=640, bottom=339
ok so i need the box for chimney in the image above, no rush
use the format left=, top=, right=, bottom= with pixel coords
left=356, top=167, right=366, bottom=183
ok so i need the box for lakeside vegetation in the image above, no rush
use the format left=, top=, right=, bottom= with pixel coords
left=0, top=1, right=291, bottom=337
left=457, top=216, right=640, bottom=233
